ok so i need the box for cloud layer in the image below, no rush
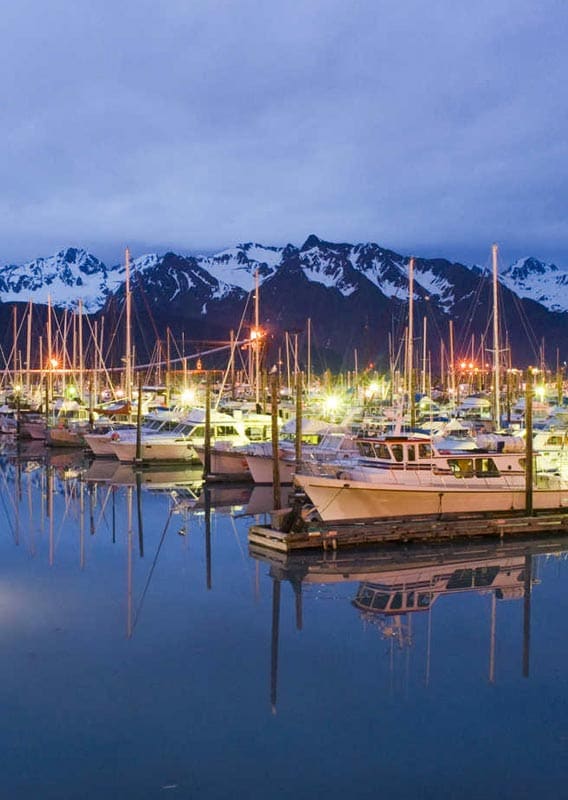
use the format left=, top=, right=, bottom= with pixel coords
left=2, top=0, right=567, bottom=267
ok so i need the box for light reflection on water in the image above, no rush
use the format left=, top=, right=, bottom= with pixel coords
left=2, top=439, right=568, bottom=800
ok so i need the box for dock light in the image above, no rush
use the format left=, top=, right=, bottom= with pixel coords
left=66, top=385, right=77, bottom=398
left=536, top=384, right=546, bottom=402
left=181, top=387, right=196, bottom=406
left=13, top=384, right=22, bottom=394
left=364, top=382, right=379, bottom=399
left=323, top=394, right=340, bottom=414
left=250, top=328, right=263, bottom=341
left=49, top=358, right=59, bottom=369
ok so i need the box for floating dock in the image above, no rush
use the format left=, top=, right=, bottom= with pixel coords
left=248, top=508, right=568, bottom=552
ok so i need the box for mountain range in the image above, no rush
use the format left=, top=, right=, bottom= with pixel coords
left=1, top=236, right=567, bottom=371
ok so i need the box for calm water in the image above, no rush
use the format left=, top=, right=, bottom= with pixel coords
left=2, top=441, right=568, bottom=799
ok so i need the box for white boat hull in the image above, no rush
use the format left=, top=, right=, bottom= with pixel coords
left=245, top=452, right=296, bottom=484
left=294, top=472, right=568, bottom=522
left=194, top=446, right=251, bottom=478
left=110, top=440, right=198, bottom=463
left=84, top=434, right=120, bottom=457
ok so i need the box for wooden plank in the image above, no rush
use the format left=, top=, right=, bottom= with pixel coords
left=248, top=510, right=568, bottom=553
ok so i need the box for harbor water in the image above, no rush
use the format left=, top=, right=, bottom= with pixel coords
left=2, top=439, right=568, bottom=799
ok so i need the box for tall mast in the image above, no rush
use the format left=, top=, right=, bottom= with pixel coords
left=26, top=300, right=32, bottom=396
left=449, top=320, right=456, bottom=411
left=254, top=268, right=260, bottom=406
left=407, top=257, right=415, bottom=426
left=492, top=243, right=501, bottom=427
left=78, top=299, right=84, bottom=401
left=125, top=247, right=132, bottom=402
left=307, top=317, right=311, bottom=399
left=12, top=306, right=18, bottom=386
left=422, top=315, right=427, bottom=396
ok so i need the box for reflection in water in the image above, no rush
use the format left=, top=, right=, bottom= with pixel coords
left=4, top=441, right=568, bottom=797
left=0, top=444, right=285, bottom=640
left=250, top=536, right=568, bottom=710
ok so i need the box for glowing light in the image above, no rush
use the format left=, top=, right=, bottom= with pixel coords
left=535, top=384, right=546, bottom=401
left=13, top=384, right=22, bottom=394
left=181, top=388, right=196, bottom=405
left=323, top=395, right=340, bottom=413
left=250, top=328, right=263, bottom=341
left=364, top=382, right=379, bottom=399
left=49, top=358, right=59, bottom=369
left=66, top=385, right=77, bottom=398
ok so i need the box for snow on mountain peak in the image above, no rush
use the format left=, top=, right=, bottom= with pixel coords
left=1, top=239, right=568, bottom=317
left=0, top=247, right=111, bottom=311
left=501, top=256, right=568, bottom=312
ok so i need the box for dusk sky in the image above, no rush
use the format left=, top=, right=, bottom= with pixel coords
left=2, top=0, right=567, bottom=269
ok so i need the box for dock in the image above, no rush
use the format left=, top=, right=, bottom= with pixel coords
left=248, top=508, right=568, bottom=552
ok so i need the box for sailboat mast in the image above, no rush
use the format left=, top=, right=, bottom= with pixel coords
left=492, top=243, right=501, bottom=427
left=407, top=257, right=415, bottom=427
left=125, top=247, right=132, bottom=403
left=254, top=269, right=260, bottom=406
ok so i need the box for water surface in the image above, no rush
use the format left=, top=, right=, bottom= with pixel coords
left=2, top=443, right=568, bottom=799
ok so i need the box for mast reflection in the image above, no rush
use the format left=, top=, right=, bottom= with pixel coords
left=252, top=537, right=568, bottom=710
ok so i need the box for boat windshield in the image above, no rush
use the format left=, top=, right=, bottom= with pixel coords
left=448, top=457, right=501, bottom=478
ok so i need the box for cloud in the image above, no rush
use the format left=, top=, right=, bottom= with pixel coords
left=1, top=0, right=567, bottom=267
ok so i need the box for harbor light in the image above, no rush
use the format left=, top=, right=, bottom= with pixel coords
left=181, top=387, right=196, bottom=406
left=323, top=394, right=340, bottom=415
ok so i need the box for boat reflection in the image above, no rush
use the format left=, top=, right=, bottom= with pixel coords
left=251, top=536, right=568, bottom=710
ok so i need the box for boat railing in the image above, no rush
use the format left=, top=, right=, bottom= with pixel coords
left=295, top=460, right=566, bottom=492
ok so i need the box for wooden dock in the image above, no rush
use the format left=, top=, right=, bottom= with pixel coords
left=248, top=508, right=568, bottom=552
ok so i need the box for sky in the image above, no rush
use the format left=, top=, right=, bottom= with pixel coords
left=2, top=0, right=567, bottom=269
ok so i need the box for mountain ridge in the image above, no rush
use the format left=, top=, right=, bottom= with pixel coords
left=1, top=236, right=567, bottom=369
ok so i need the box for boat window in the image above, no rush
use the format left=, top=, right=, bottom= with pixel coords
left=371, top=593, right=390, bottom=610
left=213, top=425, right=238, bottom=436
left=375, top=443, right=391, bottom=459
left=546, top=435, right=563, bottom=446
left=473, top=566, right=500, bottom=587
left=418, top=443, right=432, bottom=459
left=391, top=444, right=403, bottom=463
left=246, top=426, right=267, bottom=440
left=406, top=591, right=415, bottom=608
left=407, top=445, right=416, bottom=461
left=355, top=586, right=374, bottom=608
left=474, top=458, right=500, bottom=477
left=357, top=441, right=375, bottom=457
left=448, top=458, right=474, bottom=478
left=390, top=592, right=403, bottom=610
left=446, top=566, right=500, bottom=590
left=417, top=592, right=432, bottom=608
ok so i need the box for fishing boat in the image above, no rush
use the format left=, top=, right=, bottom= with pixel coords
left=293, top=432, right=568, bottom=522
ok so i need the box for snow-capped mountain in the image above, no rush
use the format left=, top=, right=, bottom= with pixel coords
left=2, top=236, right=566, bottom=315
left=0, top=248, right=116, bottom=312
left=501, top=257, right=568, bottom=313
left=1, top=236, right=567, bottom=369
